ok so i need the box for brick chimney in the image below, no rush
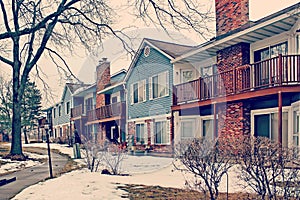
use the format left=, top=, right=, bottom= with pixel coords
left=215, top=0, right=249, bottom=37
left=96, top=58, right=110, bottom=108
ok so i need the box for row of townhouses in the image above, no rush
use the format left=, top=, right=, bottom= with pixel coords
left=46, top=1, right=300, bottom=154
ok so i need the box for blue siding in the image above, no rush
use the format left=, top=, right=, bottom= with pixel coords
left=126, top=45, right=173, bottom=119
left=52, top=86, right=72, bottom=126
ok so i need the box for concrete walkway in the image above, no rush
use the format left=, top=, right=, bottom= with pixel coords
left=0, top=150, right=69, bottom=200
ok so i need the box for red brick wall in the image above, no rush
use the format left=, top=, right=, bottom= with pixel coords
left=217, top=102, right=250, bottom=137
left=96, top=58, right=110, bottom=108
left=215, top=0, right=249, bottom=36
left=127, top=121, right=136, bottom=144
left=217, top=43, right=250, bottom=94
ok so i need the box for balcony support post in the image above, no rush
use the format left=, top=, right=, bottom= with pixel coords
left=278, top=91, right=282, bottom=145
left=213, top=102, right=218, bottom=139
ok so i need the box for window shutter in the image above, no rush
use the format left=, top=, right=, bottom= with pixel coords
left=166, top=120, right=170, bottom=144
left=130, top=84, right=133, bottom=105
left=165, top=71, right=169, bottom=96
left=149, top=77, right=153, bottom=100
left=143, top=79, right=146, bottom=101
left=150, top=121, right=155, bottom=144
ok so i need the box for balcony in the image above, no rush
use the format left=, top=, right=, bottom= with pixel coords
left=174, top=54, right=300, bottom=105
left=71, top=104, right=84, bottom=118
left=96, top=102, right=126, bottom=120
left=87, top=109, right=98, bottom=122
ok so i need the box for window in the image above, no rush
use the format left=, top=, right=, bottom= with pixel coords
left=254, top=42, right=288, bottom=62
left=85, top=98, right=93, bottom=112
left=58, top=105, right=61, bottom=117
left=180, top=120, right=195, bottom=139
left=202, top=119, right=214, bottom=140
left=293, top=111, right=300, bottom=146
left=66, top=102, right=70, bottom=115
left=200, top=64, right=217, bottom=77
left=154, top=121, right=170, bottom=144
left=180, top=70, right=194, bottom=83
left=149, top=71, right=169, bottom=99
left=53, top=108, right=56, bottom=118
left=136, top=123, right=146, bottom=144
left=297, top=35, right=300, bottom=54
left=254, top=112, right=288, bottom=147
left=131, top=80, right=146, bottom=104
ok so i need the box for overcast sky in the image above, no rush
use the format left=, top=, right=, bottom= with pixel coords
left=0, top=0, right=299, bottom=107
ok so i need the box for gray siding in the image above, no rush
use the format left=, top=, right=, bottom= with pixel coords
left=126, top=45, right=173, bottom=119
left=52, top=86, right=72, bottom=126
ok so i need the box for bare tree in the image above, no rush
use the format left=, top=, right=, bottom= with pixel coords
left=236, top=136, right=300, bottom=200
left=174, top=138, right=233, bottom=200
left=0, top=0, right=212, bottom=160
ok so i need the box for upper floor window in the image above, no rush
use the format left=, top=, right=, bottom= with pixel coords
left=85, top=98, right=93, bottom=111
left=131, top=80, right=146, bottom=104
left=200, top=64, right=217, bottom=77
left=53, top=108, right=56, bottom=118
left=297, top=34, right=300, bottom=54
left=66, top=102, right=70, bottom=115
left=149, top=71, right=169, bottom=100
left=180, top=70, right=194, bottom=83
left=254, top=42, right=288, bottom=62
left=58, top=105, right=61, bottom=117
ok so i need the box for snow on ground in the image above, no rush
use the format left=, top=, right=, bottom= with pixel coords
left=0, top=146, right=48, bottom=175
left=1, top=143, right=246, bottom=199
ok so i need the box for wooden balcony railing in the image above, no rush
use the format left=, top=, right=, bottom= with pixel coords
left=87, top=109, right=97, bottom=122
left=71, top=104, right=83, bottom=118
left=174, top=54, right=300, bottom=105
left=96, top=102, right=126, bottom=120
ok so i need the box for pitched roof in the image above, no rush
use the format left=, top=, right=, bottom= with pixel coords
left=124, top=38, right=195, bottom=81
left=66, top=83, right=89, bottom=94
left=145, top=38, right=195, bottom=59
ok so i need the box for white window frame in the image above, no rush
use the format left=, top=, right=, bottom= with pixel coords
left=130, top=79, right=146, bottom=104
left=200, top=115, right=215, bottom=140
left=153, top=119, right=170, bottom=145
left=292, top=101, right=300, bottom=147
left=111, top=92, right=120, bottom=104
left=251, top=107, right=291, bottom=146
left=135, top=123, right=147, bottom=144
left=180, top=118, right=196, bottom=140
left=149, top=71, right=169, bottom=100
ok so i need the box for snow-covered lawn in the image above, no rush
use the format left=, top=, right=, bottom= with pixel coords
left=0, top=143, right=245, bottom=199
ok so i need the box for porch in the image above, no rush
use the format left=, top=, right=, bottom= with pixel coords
left=95, top=101, right=126, bottom=120
left=174, top=55, right=300, bottom=105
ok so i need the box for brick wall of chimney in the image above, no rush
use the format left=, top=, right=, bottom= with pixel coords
left=96, top=58, right=110, bottom=108
left=215, top=0, right=249, bottom=36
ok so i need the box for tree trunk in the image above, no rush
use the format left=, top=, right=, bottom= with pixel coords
left=5, top=68, right=26, bottom=160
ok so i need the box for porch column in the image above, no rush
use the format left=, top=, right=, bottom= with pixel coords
left=278, top=91, right=282, bottom=144
left=213, top=102, right=218, bottom=139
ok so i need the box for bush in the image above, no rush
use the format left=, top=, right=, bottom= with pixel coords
left=82, top=138, right=127, bottom=175
left=174, top=137, right=234, bottom=200
left=236, top=136, right=300, bottom=200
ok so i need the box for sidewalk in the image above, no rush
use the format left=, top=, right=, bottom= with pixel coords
left=0, top=150, right=68, bottom=200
